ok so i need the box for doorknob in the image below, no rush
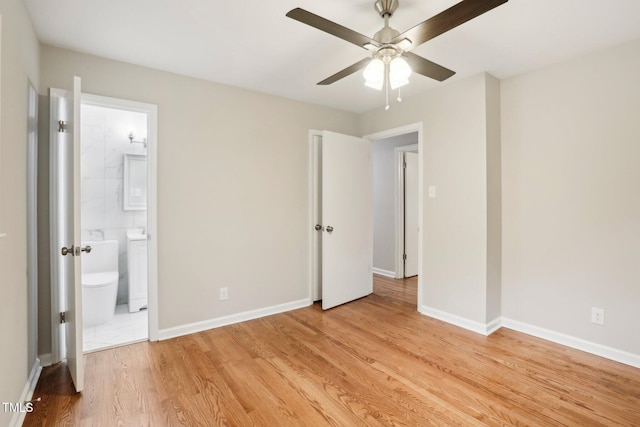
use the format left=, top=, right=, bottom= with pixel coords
left=314, top=224, right=324, bottom=231
left=74, top=245, right=92, bottom=256
left=61, top=245, right=75, bottom=256
left=326, top=225, right=334, bottom=233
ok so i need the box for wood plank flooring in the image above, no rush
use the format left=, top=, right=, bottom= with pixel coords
left=25, top=275, right=640, bottom=426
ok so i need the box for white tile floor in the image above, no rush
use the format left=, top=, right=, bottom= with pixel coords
left=83, top=304, right=148, bottom=352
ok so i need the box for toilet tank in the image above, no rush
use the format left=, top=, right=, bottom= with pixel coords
left=81, top=240, right=119, bottom=274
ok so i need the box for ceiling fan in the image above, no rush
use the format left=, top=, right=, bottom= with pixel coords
left=286, top=0, right=508, bottom=94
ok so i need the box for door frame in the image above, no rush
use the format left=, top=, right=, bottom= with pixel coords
left=27, top=80, right=39, bottom=367
left=48, top=87, right=67, bottom=364
left=308, top=130, right=322, bottom=302
left=395, top=144, right=418, bottom=278
left=365, top=123, right=423, bottom=305
left=50, top=93, right=159, bottom=361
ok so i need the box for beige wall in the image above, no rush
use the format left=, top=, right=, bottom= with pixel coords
left=360, top=73, right=499, bottom=325
left=501, top=39, right=640, bottom=354
left=37, top=45, right=359, bottom=346
left=0, top=0, right=40, bottom=425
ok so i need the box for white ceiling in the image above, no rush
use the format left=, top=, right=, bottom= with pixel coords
left=24, top=0, right=640, bottom=113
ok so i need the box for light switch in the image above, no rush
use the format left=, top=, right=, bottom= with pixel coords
left=428, top=185, right=436, bottom=198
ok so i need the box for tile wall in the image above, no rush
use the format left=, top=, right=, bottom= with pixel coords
left=81, top=104, right=147, bottom=304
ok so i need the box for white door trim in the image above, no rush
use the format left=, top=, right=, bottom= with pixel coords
left=308, top=130, right=322, bottom=303
left=27, top=81, right=39, bottom=367
left=394, top=144, right=418, bottom=278
left=48, top=88, right=65, bottom=364
left=364, top=123, right=423, bottom=307
left=80, top=93, right=159, bottom=341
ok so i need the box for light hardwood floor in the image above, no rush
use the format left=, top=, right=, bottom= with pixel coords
left=25, top=275, right=640, bottom=426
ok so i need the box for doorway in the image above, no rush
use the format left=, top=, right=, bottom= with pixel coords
left=308, top=124, right=423, bottom=309
left=366, top=123, right=423, bottom=306
left=371, top=134, right=419, bottom=279
left=79, top=95, right=155, bottom=352
left=49, top=87, right=158, bottom=363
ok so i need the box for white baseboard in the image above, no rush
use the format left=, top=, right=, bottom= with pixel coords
left=158, top=299, right=311, bottom=340
left=418, top=306, right=640, bottom=368
left=9, top=358, right=42, bottom=427
left=38, top=353, right=52, bottom=367
left=485, top=317, right=502, bottom=335
left=372, top=267, right=396, bottom=278
left=501, top=318, right=640, bottom=369
left=419, top=304, right=499, bottom=336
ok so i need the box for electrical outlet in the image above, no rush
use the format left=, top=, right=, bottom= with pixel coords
left=219, top=287, right=228, bottom=301
left=591, top=307, right=605, bottom=325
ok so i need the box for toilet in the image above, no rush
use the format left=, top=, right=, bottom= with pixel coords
left=82, top=240, right=119, bottom=327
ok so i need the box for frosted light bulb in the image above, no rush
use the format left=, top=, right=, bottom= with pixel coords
left=363, top=58, right=384, bottom=90
left=389, top=57, right=412, bottom=90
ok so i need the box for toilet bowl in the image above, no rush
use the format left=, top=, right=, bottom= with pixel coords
left=82, top=240, right=119, bottom=327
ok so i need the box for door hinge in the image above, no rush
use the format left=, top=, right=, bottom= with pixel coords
left=58, top=120, right=67, bottom=133
left=403, top=161, right=407, bottom=169
left=59, top=311, right=67, bottom=324
left=403, top=253, right=407, bottom=260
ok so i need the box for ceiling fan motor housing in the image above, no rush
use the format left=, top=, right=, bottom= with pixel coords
left=374, top=26, right=401, bottom=44
left=374, top=0, right=399, bottom=17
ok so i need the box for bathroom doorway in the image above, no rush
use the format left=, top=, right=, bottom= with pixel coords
left=79, top=94, right=157, bottom=352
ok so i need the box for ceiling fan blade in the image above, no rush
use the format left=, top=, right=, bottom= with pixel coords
left=403, top=52, right=455, bottom=82
left=318, top=57, right=371, bottom=85
left=392, top=0, right=508, bottom=49
left=287, top=8, right=381, bottom=50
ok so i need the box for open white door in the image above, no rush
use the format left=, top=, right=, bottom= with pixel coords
left=404, top=152, right=419, bottom=277
left=321, top=131, right=373, bottom=309
left=50, top=76, right=84, bottom=392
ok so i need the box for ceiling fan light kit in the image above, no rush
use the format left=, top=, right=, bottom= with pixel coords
left=389, top=56, right=412, bottom=89
left=363, top=50, right=412, bottom=90
left=286, top=0, right=508, bottom=109
left=363, top=58, right=385, bottom=90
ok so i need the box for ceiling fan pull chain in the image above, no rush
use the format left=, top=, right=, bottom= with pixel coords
left=397, top=87, right=402, bottom=103
left=385, top=64, right=390, bottom=110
